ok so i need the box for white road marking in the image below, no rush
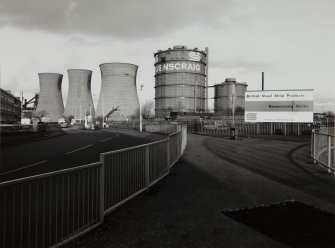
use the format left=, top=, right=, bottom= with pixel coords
left=99, top=134, right=120, bottom=143
left=0, top=160, right=48, bottom=176
left=65, top=144, right=93, bottom=155
left=100, top=137, right=114, bottom=143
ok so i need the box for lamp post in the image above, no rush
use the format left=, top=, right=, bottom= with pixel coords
left=231, top=84, right=236, bottom=128
left=139, top=84, right=143, bottom=132
left=194, top=81, right=198, bottom=112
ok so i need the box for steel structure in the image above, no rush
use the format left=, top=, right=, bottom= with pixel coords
left=35, top=73, right=64, bottom=122
left=64, top=69, right=95, bottom=119
left=214, top=78, right=248, bottom=116
left=154, top=45, right=207, bottom=118
left=96, top=63, right=140, bottom=119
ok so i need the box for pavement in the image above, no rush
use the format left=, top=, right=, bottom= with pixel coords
left=64, top=133, right=335, bottom=248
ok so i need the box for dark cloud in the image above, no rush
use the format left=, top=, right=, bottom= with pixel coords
left=0, top=0, right=246, bottom=39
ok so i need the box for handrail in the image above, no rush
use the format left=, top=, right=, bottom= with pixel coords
left=100, top=138, right=168, bottom=156
left=311, top=128, right=334, bottom=173
left=0, top=162, right=101, bottom=186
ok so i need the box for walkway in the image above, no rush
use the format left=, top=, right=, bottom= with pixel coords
left=65, top=134, right=335, bottom=248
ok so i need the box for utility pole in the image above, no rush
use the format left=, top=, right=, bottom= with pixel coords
left=139, top=84, right=143, bottom=132
left=232, top=83, right=236, bottom=128
left=205, top=47, right=209, bottom=112
left=102, top=91, right=105, bottom=128
left=262, top=72, right=264, bottom=91
left=194, top=81, right=197, bottom=112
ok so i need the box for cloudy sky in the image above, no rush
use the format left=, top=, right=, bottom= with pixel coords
left=0, top=0, right=334, bottom=112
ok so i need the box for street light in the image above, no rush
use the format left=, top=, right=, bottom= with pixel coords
left=231, top=83, right=236, bottom=128
left=194, top=81, right=198, bottom=112
left=139, top=84, right=144, bottom=132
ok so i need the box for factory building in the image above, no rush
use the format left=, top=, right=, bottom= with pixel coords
left=214, top=78, right=248, bottom=116
left=64, top=69, right=95, bottom=119
left=96, top=63, right=140, bottom=120
left=0, top=88, right=21, bottom=124
left=154, top=45, right=208, bottom=118
left=35, top=73, right=64, bottom=122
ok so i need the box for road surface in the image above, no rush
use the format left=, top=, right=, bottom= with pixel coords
left=0, top=128, right=165, bottom=182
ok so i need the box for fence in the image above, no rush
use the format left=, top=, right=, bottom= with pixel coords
left=0, top=128, right=187, bottom=248
left=186, top=122, right=316, bottom=136
left=311, top=128, right=335, bottom=173
left=0, top=124, right=61, bottom=134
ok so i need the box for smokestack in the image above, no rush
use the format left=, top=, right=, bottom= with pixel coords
left=36, top=73, right=64, bottom=122
left=96, top=63, right=140, bottom=118
left=64, top=69, right=95, bottom=119
left=262, top=72, right=264, bottom=91
left=205, top=47, right=209, bottom=112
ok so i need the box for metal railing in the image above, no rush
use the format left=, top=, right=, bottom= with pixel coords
left=311, top=128, right=335, bottom=173
left=186, top=122, right=315, bottom=136
left=0, top=127, right=187, bottom=248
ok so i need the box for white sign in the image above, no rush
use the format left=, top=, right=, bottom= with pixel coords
left=155, top=62, right=201, bottom=74
left=244, top=90, right=314, bottom=123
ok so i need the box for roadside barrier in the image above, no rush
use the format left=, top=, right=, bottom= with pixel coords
left=0, top=127, right=187, bottom=248
left=186, top=122, right=315, bottom=136
left=311, top=128, right=334, bottom=173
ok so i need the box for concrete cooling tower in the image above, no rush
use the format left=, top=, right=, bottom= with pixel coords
left=64, top=69, right=95, bottom=119
left=96, top=63, right=140, bottom=119
left=36, top=73, right=64, bottom=122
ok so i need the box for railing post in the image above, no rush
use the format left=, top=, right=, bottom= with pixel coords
left=99, top=155, right=105, bottom=224
left=257, top=123, right=260, bottom=135
left=328, top=135, right=331, bottom=173
left=311, top=130, right=314, bottom=158
left=284, top=123, right=287, bottom=136
left=313, top=132, right=317, bottom=164
left=145, top=146, right=150, bottom=190
left=166, top=136, right=170, bottom=171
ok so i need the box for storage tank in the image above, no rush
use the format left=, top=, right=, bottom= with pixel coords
left=96, top=63, right=140, bottom=119
left=64, top=69, right=95, bottom=119
left=214, top=78, right=248, bottom=116
left=154, top=45, right=207, bottom=118
left=35, top=73, right=64, bottom=122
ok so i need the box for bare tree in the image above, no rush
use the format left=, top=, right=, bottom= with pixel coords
left=33, top=110, right=48, bottom=123
left=141, top=100, right=155, bottom=120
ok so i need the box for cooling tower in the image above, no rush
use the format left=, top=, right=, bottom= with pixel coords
left=36, top=73, right=64, bottom=122
left=64, top=69, right=95, bottom=119
left=96, top=63, right=140, bottom=118
left=154, top=45, right=207, bottom=118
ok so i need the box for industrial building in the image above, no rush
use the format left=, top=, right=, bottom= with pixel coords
left=0, top=88, right=21, bottom=124
left=154, top=45, right=208, bottom=118
left=64, top=69, right=95, bottom=119
left=96, top=63, right=140, bottom=119
left=214, top=78, right=248, bottom=116
left=35, top=73, right=64, bottom=122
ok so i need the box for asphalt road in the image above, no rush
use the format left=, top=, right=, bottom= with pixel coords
left=0, top=128, right=165, bottom=182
